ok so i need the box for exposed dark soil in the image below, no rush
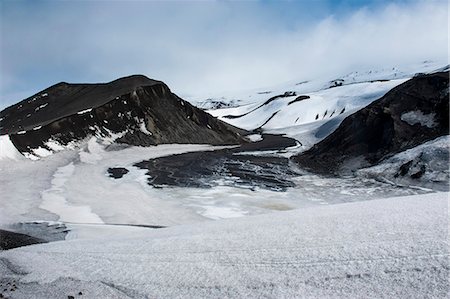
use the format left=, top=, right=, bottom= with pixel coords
left=134, top=134, right=300, bottom=191
left=107, top=167, right=129, bottom=179
left=0, top=230, right=46, bottom=250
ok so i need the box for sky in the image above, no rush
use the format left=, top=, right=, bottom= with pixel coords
left=0, top=0, right=448, bottom=109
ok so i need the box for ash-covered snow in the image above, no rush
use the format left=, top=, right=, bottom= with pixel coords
left=0, top=137, right=435, bottom=231
left=1, top=192, right=448, bottom=298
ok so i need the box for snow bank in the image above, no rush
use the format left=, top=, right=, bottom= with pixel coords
left=0, top=135, right=24, bottom=160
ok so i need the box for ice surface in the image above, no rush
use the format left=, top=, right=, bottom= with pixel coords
left=0, top=137, right=435, bottom=232
left=40, top=162, right=104, bottom=224
left=1, top=192, right=448, bottom=298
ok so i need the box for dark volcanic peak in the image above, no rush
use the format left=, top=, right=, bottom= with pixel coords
left=294, top=71, right=449, bottom=174
left=0, top=75, right=162, bottom=135
left=1, top=75, right=245, bottom=156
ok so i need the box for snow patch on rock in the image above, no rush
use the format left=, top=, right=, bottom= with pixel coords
left=77, top=108, right=93, bottom=115
left=401, top=110, right=437, bottom=128
left=246, top=134, right=263, bottom=142
left=0, top=135, right=24, bottom=160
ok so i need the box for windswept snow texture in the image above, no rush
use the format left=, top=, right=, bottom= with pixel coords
left=1, top=193, right=448, bottom=298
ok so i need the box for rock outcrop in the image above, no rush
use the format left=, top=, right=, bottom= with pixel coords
left=0, top=75, right=245, bottom=155
left=294, top=71, right=449, bottom=174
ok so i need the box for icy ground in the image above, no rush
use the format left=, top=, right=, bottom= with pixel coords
left=1, top=192, right=448, bottom=298
left=0, top=137, right=437, bottom=229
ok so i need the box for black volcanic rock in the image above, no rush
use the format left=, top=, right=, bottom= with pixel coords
left=0, top=75, right=246, bottom=154
left=294, top=71, right=449, bottom=174
left=0, top=229, right=47, bottom=250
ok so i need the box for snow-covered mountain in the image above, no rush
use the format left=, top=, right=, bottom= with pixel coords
left=205, top=62, right=449, bottom=152
left=294, top=70, right=449, bottom=173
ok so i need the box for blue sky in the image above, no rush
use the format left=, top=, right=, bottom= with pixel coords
left=0, top=0, right=447, bottom=109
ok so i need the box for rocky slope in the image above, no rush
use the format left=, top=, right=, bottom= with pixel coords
left=0, top=75, right=245, bottom=156
left=293, top=71, right=449, bottom=174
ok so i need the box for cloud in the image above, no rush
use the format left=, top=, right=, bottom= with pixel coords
left=0, top=0, right=447, bottom=108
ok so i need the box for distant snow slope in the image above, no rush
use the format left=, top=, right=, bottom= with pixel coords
left=187, top=61, right=446, bottom=109
left=203, top=62, right=448, bottom=152
left=1, top=192, right=448, bottom=298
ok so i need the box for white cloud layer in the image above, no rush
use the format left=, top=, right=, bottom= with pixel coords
left=0, top=0, right=448, bottom=107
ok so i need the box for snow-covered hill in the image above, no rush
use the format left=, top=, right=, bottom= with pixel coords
left=188, top=61, right=446, bottom=110
left=204, top=62, right=449, bottom=152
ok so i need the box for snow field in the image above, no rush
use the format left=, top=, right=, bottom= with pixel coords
left=1, top=192, right=448, bottom=298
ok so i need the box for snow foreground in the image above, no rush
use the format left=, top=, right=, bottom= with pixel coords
left=1, top=192, right=448, bottom=298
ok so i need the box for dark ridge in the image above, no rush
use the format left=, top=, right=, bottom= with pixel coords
left=258, top=111, right=280, bottom=128
left=223, top=91, right=297, bottom=119
left=0, top=229, right=47, bottom=250
left=2, top=76, right=246, bottom=154
left=0, top=75, right=162, bottom=135
left=293, top=71, right=449, bottom=174
left=288, top=95, right=310, bottom=105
